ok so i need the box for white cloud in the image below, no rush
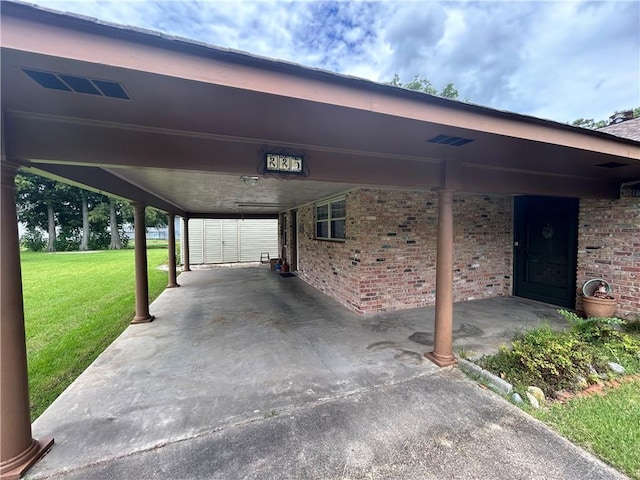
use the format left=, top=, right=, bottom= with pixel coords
left=31, top=0, right=640, bottom=123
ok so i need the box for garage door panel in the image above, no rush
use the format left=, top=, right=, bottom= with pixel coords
left=204, top=219, right=222, bottom=263
left=240, top=220, right=278, bottom=262
left=222, top=219, right=239, bottom=263
left=187, top=218, right=203, bottom=264
left=183, top=219, right=278, bottom=264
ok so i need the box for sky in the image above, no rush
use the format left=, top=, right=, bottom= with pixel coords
left=30, top=0, right=640, bottom=124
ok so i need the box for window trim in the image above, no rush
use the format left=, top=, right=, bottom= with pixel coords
left=315, top=196, right=346, bottom=242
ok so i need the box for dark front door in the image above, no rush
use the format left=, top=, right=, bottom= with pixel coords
left=514, top=196, right=579, bottom=308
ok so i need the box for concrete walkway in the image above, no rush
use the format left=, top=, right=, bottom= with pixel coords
left=28, top=266, right=625, bottom=479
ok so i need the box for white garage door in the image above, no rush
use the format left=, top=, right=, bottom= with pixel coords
left=182, top=219, right=278, bottom=265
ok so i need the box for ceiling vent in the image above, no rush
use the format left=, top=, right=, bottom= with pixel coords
left=22, top=68, right=130, bottom=100
left=427, top=134, right=474, bottom=147
left=594, top=162, right=629, bottom=169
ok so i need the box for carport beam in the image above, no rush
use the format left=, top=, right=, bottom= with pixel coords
left=167, top=213, right=179, bottom=288
left=131, top=203, right=154, bottom=324
left=0, top=162, right=53, bottom=479
left=424, top=188, right=457, bottom=367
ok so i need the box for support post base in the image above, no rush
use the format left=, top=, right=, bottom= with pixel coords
left=0, top=437, right=54, bottom=480
left=424, top=351, right=457, bottom=368
left=131, top=314, right=155, bottom=324
left=167, top=283, right=180, bottom=288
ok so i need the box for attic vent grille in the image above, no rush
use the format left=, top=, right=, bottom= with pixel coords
left=22, top=68, right=130, bottom=100
left=594, top=162, right=629, bottom=169
left=427, top=134, right=474, bottom=147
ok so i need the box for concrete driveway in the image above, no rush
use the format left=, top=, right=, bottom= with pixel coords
left=28, top=266, right=625, bottom=479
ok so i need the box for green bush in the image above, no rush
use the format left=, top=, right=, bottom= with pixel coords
left=623, top=315, right=640, bottom=334
left=559, top=309, right=626, bottom=344
left=87, top=230, right=128, bottom=250
left=510, top=326, right=606, bottom=396
left=476, top=312, right=640, bottom=398
left=20, top=229, right=47, bottom=252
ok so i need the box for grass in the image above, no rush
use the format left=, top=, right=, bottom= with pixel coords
left=533, top=379, right=640, bottom=479
left=21, top=248, right=170, bottom=419
left=472, top=315, right=640, bottom=479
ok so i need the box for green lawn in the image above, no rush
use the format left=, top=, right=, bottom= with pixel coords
left=473, top=316, right=640, bottom=479
left=21, top=249, right=170, bottom=419
left=533, top=380, right=640, bottom=479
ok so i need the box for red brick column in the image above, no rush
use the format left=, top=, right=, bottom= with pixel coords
left=166, top=213, right=179, bottom=288
left=1, top=162, right=53, bottom=479
left=424, top=188, right=457, bottom=367
left=131, top=203, right=154, bottom=324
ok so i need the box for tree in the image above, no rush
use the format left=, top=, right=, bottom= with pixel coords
left=388, top=74, right=462, bottom=100
left=571, top=118, right=607, bottom=129
left=15, top=173, right=61, bottom=251
left=571, top=107, right=640, bottom=130
left=120, top=202, right=168, bottom=230
left=15, top=172, right=129, bottom=251
left=80, top=193, right=90, bottom=251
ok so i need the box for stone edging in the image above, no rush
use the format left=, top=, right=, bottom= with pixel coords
left=457, top=358, right=513, bottom=395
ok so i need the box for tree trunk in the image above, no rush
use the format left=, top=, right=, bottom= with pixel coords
left=109, top=200, right=121, bottom=250
left=46, top=203, right=56, bottom=252
left=80, top=195, right=89, bottom=251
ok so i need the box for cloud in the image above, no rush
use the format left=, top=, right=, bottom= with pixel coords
left=378, top=0, right=639, bottom=122
left=510, top=1, right=640, bottom=122
left=30, top=0, right=640, bottom=123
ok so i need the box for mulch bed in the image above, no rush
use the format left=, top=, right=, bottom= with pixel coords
left=554, top=374, right=640, bottom=403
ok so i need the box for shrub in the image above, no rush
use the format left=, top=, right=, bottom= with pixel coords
left=559, top=309, right=625, bottom=343
left=476, top=313, right=640, bottom=399
left=623, top=315, right=640, bottom=334
left=20, top=229, right=47, bottom=252
left=510, top=326, right=606, bottom=396
left=477, top=325, right=608, bottom=397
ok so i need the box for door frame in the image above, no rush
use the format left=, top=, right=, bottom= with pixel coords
left=513, top=195, right=579, bottom=308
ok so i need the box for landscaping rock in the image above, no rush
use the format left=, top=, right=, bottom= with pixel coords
left=525, top=392, right=540, bottom=409
left=511, top=392, right=523, bottom=405
left=589, top=364, right=607, bottom=379
left=527, top=386, right=545, bottom=405
left=607, top=362, right=625, bottom=375
left=574, top=375, right=588, bottom=389
left=457, top=359, right=513, bottom=395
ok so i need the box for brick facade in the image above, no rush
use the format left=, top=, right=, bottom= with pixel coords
left=577, top=194, right=640, bottom=319
left=289, top=189, right=513, bottom=314
left=282, top=188, right=639, bottom=318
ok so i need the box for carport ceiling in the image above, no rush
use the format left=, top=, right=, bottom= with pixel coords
left=2, top=2, right=640, bottom=216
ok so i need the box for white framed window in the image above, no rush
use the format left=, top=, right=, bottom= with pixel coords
left=316, top=196, right=346, bottom=241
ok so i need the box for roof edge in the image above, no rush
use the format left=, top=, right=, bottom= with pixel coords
left=2, top=0, right=639, bottom=147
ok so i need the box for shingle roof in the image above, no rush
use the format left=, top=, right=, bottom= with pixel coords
left=598, top=117, right=640, bottom=141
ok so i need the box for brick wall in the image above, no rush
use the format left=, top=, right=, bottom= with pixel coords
left=577, top=194, right=640, bottom=318
left=452, top=195, right=513, bottom=303
left=291, top=189, right=513, bottom=314
left=295, top=192, right=362, bottom=312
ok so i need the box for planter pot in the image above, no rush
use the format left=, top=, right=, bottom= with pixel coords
left=582, top=295, right=617, bottom=318
left=281, top=263, right=290, bottom=273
